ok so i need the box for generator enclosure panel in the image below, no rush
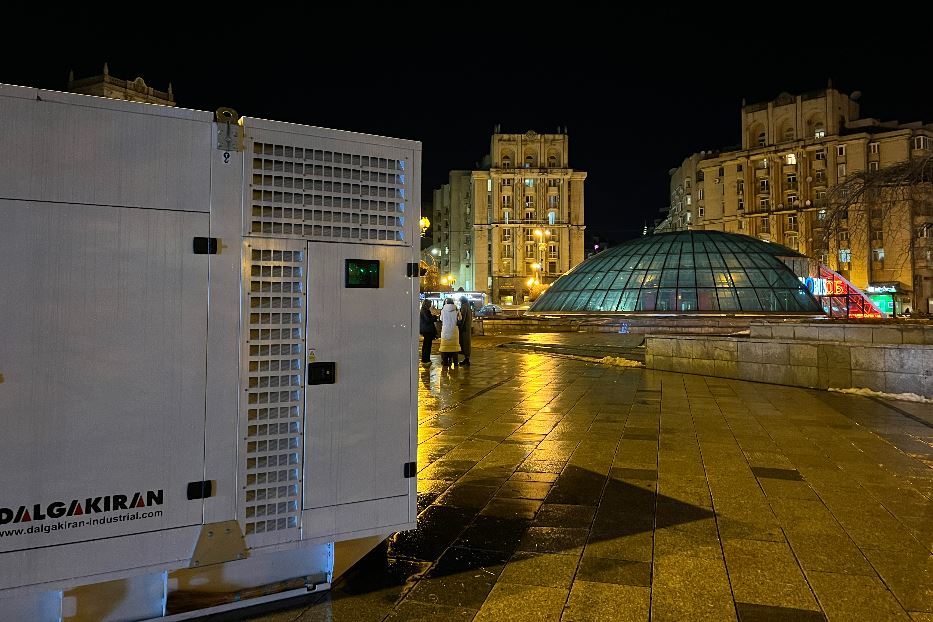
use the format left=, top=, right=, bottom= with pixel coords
left=0, top=83, right=420, bottom=621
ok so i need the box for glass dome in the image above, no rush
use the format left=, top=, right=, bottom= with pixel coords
left=529, top=231, right=823, bottom=314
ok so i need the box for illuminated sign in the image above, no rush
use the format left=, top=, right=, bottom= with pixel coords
left=866, top=285, right=896, bottom=293
left=801, top=277, right=845, bottom=296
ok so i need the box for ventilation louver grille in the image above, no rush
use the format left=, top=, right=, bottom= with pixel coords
left=243, top=248, right=304, bottom=536
left=250, top=143, right=407, bottom=243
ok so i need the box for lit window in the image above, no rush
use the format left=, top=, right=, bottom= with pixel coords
left=839, top=249, right=851, bottom=263
left=524, top=178, right=534, bottom=187
left=814, top=125, right=826, bottom=139
left=786, top=153, right=797, bottom=165
left=872, top=248, right=885, bottom=261
left=487, top=179, right=492, bottom=192
left=686, top=195, right=692, bottom=205
left=697, top=189, right=704, bottom=200
left=548, top=211, right=556, bottom=225
left=869, top=142, right=879, bottom=154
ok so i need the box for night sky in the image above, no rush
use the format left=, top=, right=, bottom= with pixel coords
left=4, top=15, right=932, bottom=245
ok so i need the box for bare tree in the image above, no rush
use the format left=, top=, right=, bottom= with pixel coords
left=821, top=154, right=933, bottom=307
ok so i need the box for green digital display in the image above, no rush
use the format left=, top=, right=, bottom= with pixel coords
left=345, top=259, right=380, bottom=288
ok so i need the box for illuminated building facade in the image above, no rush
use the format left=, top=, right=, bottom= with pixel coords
left=431, top=130, right=587, bottom=305
left=661, top=85, right=933, bottom=314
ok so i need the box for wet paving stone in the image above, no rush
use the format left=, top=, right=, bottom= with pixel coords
left=245, top=334, right=930, bottom=621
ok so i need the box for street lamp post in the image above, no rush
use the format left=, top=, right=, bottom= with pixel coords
left=533, top=228, right=551, bottom=281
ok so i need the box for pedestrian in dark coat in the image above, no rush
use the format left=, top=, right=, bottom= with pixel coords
left=458, top=296, right=473, bottom=365
left=419, top=300, right=438, bottom=364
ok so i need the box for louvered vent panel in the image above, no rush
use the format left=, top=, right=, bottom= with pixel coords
left=250, top=143, right=407, bottom=243
left=243, top=248, right=304, bottom=536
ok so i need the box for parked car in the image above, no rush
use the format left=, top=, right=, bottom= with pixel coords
left=476, top=304, right=504, bottom=317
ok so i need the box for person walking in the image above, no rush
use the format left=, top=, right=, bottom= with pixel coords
left=457, top=296, right=473, bottom=366
left=438, top=298, right=461, bottom=368
left=418, top=299, right=438, bottom=364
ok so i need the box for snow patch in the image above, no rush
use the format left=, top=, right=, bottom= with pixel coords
left=828, top=387, right=933, bottom=404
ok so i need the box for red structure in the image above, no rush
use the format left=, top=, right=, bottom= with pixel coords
left=802, top=265, right=883, bottom=319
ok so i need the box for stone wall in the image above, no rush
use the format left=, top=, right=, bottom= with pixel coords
left=749, top=321, right=933, bottom=345
left=646, top=335, right=933, bottom=397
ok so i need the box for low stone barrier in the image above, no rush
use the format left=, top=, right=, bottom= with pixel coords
left=646, top=335, right=933, bottom=397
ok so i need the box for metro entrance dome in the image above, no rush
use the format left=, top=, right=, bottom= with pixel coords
left=528, top=231, right=823, bottom=314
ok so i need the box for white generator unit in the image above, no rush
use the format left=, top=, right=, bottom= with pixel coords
left=0, top=83, right=421, bottom=621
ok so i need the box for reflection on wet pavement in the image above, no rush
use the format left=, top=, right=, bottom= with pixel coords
left=237, top=333, right=933, bottom=622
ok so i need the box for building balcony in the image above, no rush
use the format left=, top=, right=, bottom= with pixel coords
left=755, top=168, right=769, bottom=179
left=784, top=182, right=798, bottom=191
left=812, top=158, right=826, bottom=170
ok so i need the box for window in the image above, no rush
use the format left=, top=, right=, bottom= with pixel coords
left=524, top=155, right=534, bottom=168
left=785, top=236, right=799, bottom=251
left=502, top=195, right=512, bottom=207
left=871, top=230, right=884, bottom=244
left=548, top=243, right=558, bottom=258
left=914, top=136, right=932, bottom=150
left=548, top=261, right=557, bottom=273
left=547, top=178, right=559, bottom=187
left=783, top=127, right=795, bottom=141
left=547, top=155, right=558, bottom=167
left=697, top=188, right=704, bottom=200
left=815, top=149, right=826, bottom=161
left=547, top=195, right=559, bottom=209
left=502, top=229, right=512, bottom=241
left=718, top=167, right=725, bottom=177
left=919, top=225, right=931, bottom=238
left=787, top=215, right=798, bottom=229
left=686, top=195, right=692, bottom=205
left=758, top=132, right=766, bottom=147
left=548, top=211, right=556, bottom=225
left=759, top=196, right=770, bottom=209
left=524, top=209, right=535, bottom=221
left=524, top=178, right=534, bottom=187
left=737, top=164, right=743, bottom=172
left=814, top=125, right=826, bottom=139
left=524, top=195, right=535, bottom=208
left=786, top=153, right=797, bottom=165
left=502, top=178, right=512, bottom=186
left=502, top=244, right=512, bottom=258
left=837, top=145, right=846, bottom=157
left=699, top=206, right=705, bottom=217
left=839, top=249, right=851, bottom=263
left=872, top=248, right=885, bottom=261
left=697, top=170, right=705, bottom=181
left=503, top=209, right=510, bottom=224
left=869, top=142, right=879, bottom=154
left=837, top=163, right=846, bottom=178
left=738, top=198, right=745, bottom=211
left=839, top=231, right=849, bottom=243
left=737, top=180, right=744, bottom=195
left=815, top=170, right=826, bottom=183
left=685, top=177, right=692, bottom=189
left=786, top=194, right=798, bottom=207
left=760, top=216, right=770, bottom=232
left=738, top=218, right=746, bottom=230
left=524, top=229, right=535, bottom=243
left=759, top=179, right=769, bottom=192
left=759, top=158, right=769, bottom=169
left=869, top=161, right=879, bottom=172
left=501, top=155, right=512, bottom=168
